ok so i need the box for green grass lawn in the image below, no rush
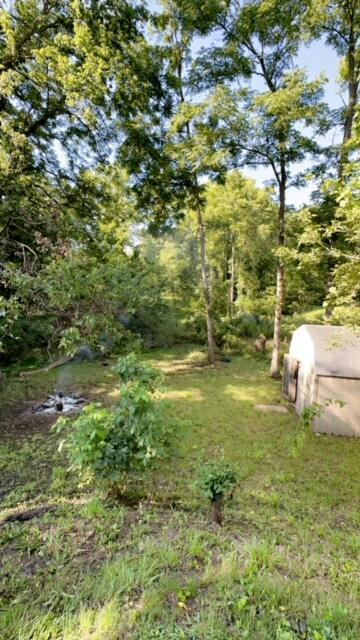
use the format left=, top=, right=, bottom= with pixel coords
left=1, top=346, right=359, bottom=639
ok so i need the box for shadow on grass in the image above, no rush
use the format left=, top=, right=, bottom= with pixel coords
left=157, top=357, right=360, bottom=527
left=1, top=349, right=360, bottom=640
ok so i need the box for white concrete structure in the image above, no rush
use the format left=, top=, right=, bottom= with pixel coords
left=286, top=324, right=360, bottom=436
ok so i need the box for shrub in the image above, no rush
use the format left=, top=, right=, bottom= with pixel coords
left=127, top=306, right=185, bottom=348
left=183, top=310, right=208, bottom=344
left=55, top=355, right=174, bottom=492
left=236, top=317, right=260, bottom=338
left=221, top=333, right=244, bottom=353
left=216, top=314, right=273, bottom=349
left=112, top=353, right=162, bottom=389
left=198, top=462, right=237, bottom=525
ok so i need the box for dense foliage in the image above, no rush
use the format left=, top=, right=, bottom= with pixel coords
left=0, top=0, right=358, bottom=370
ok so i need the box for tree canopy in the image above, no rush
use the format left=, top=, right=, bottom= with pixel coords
left=0, top=0, right=358, bottom=370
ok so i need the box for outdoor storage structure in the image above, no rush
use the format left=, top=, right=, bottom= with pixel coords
left=283, top=324, right=360, bottom=436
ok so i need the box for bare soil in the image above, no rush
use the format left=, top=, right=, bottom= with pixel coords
left=1, top=402, right=57, bottom=440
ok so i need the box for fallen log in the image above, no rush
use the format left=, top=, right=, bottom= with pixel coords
left=19, top=357, right=71, bottom=379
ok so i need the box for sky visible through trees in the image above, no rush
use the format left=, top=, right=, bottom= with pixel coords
left=0, top=0, right=359, bottom=372
left=147, top=0, right=344, bottom=207
left=51, top=9, right=342, bottom=207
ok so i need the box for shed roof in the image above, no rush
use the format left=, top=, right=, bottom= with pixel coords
left=289, top=324, right=360, bottom=378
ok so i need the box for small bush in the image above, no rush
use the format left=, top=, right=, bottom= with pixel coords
left=112, top=353, right=162, bottom=389
left=236, top=317, right=260, bottom=338
left=221, top=333, right=244, bottom=353
left=55, top=355, right=174, bottom=491
left=217, top=314, right=273, bottom=348
left=183, top=311, right=208, bottom=344
left=198, top=461, right=237, bottom=525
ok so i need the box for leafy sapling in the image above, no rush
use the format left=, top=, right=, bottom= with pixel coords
left=112, top=353, right=163, bottom=391
left=199, top=462, right=237, bottom=525
left=293, top=399, right=346, bottom=454
left=54, top=354, right=173, bottom=496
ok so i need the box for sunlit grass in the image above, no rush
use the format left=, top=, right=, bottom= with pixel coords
left=1, top=346, right=360, bottom=639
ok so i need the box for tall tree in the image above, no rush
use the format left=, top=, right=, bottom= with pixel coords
left=121, top=1, right=230, bottom=364
left=305, top=0, right=359, bottom=172
left=190, top=0, right=326, bottom=376
left=301, top=1, right=359, bottom=313
left=0, top=0, right=166, bottom=360
left=294, top=1, right=359, bottom=318
left=0, top=0, right=163, bottom=273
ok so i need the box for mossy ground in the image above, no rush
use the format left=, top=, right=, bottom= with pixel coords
left=0, top=345, right=359, bottom=639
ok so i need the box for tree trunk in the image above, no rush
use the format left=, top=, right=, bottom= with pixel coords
left=339, top=36, right=359, bottom=176
left=176, top=54, right=217, bottom=366
left=229, top=236, right=236, bottom=318
left=342, top=74, right=357, bottom=147
left=196, top=204, right=217, bottom=365
left=19, top=356, right=71, bottom=378
left=270, top=165, right=286, bottom=379
left=270, top=263, right=285, bottom=378
left=211, top=495, right=224, bottom=525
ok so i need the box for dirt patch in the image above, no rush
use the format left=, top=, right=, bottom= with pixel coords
left=1, top=403, right=57, bottom=441
left=1, top=389, right=95, bottom=442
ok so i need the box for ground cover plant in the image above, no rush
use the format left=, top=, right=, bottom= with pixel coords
left=1, top=347, right=359, bottom=639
